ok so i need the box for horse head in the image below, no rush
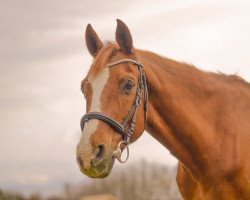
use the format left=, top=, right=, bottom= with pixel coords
left=76, top=19, right=147, bottom=178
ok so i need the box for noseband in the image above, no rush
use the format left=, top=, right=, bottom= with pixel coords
left=80, top=58, right=148, bottom=163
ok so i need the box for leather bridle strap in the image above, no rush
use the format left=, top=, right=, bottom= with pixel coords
left=106, top=58, right=142, bottom=68
left=80, top=112, right=126, bottom=139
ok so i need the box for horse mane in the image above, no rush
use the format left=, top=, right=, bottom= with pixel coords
left=217, top=71, right=250, bottom=86
left=137, top=49, right=250, bottom=88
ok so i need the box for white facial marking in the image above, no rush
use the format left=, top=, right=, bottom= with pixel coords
left=89, top=68, right=110, bottom=112
left=78, top=68, right=110, bottom=167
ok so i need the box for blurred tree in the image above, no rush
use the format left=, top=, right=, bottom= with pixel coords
left=0, top=160, right=181, bottom=200
left=72, top=160, right=181, bottom=200
left=47, top=195, right=64, bottom=200
left=27, top=192, right=43, bottom=200
left=0, top=189, right=25, bottom=200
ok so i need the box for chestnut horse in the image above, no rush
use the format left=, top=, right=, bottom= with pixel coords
left=76, top=19, right=250, bottom=199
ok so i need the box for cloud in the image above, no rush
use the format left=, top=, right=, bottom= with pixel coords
left=0, top=0, right=138, bottom=66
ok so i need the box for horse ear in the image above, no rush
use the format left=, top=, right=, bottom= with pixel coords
left=115, top=19, right=133, bottom=54
left=85, top=24, right=103, bottom=57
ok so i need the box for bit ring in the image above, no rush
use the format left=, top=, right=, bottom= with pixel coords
left=112, top=141, right=129, bottom=163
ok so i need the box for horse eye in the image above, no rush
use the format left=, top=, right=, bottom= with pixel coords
left=126, top=82, right=134, bottom=90
left=122, top=80, right=135, bottom=94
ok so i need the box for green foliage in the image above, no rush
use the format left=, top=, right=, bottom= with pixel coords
left=0, top=189, right=25, bottom=200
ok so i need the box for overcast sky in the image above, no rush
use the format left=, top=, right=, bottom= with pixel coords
left=1, top=0, right=250, bottom=196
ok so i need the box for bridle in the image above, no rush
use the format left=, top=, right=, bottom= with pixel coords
left=80, top=58, right=148, bottom=163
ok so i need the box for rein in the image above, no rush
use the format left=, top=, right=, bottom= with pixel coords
left=80, top=58, right=148, bottom=163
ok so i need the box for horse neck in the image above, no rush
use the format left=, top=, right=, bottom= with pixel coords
left=139, top=50, right=215, bottom=176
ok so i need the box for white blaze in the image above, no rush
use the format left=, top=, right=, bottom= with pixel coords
left=78, top=68, right=110, bottom=168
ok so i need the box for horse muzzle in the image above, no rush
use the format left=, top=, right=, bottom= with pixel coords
left=76, top=144, right=116, bottom=178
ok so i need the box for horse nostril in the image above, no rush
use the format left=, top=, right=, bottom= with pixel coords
left=96, top=144, right=105, bottom=159
left=77, top=156, right=84, bottom=167
left=92, top=144, right=106, bottom=166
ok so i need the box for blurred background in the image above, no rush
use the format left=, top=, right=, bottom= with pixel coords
left=1, top=0, right=250, bottom=199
